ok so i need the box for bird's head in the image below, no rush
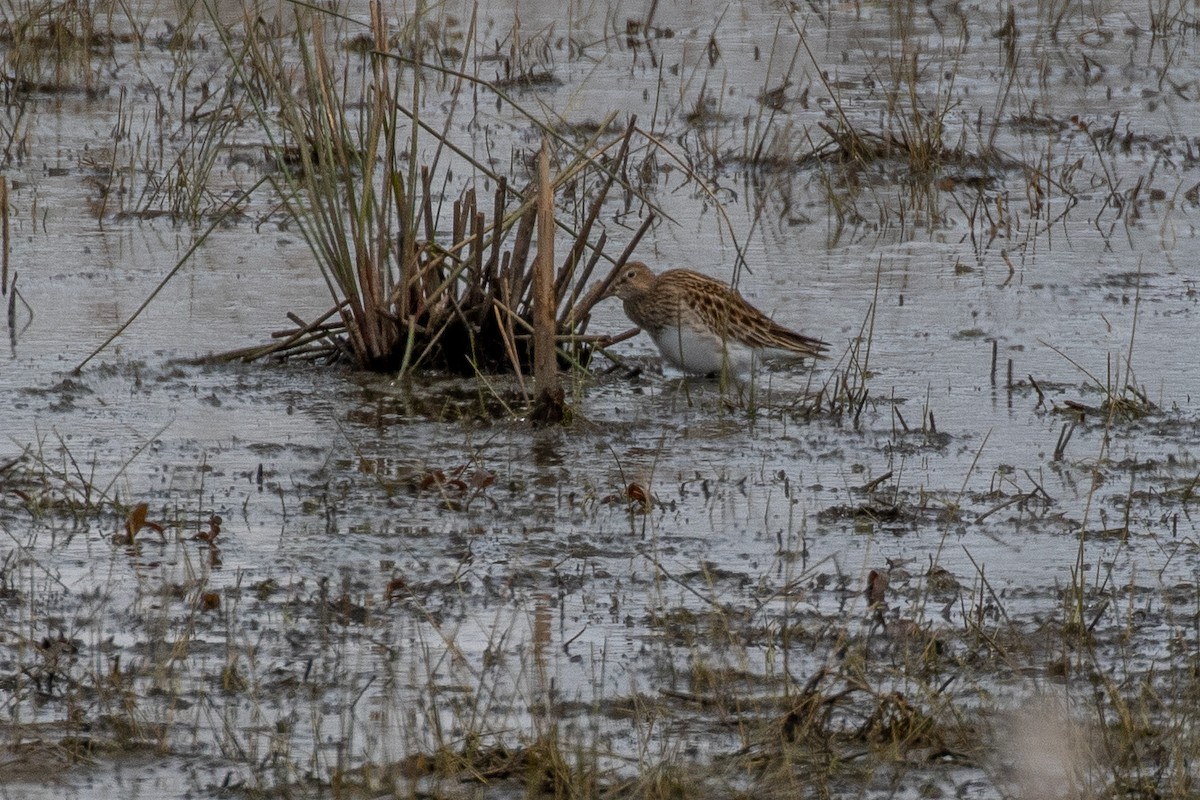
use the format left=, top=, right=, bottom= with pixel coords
left=603, top=261, right=655, bottom=301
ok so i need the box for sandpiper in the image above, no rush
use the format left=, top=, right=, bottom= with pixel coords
left=604, top=261, right=828, bottom=376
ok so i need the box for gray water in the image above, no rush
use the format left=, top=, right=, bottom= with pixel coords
left=2, top=0, right=1199, bottom=797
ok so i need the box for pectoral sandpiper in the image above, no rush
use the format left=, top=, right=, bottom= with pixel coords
left=604, top=262, right=828, bottom=376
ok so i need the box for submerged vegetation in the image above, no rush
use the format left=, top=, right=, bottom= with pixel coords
left=2, top=0, right=1200, bottom=798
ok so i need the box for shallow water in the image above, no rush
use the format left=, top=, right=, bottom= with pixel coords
left=3, top=0, right=1200, bottom=797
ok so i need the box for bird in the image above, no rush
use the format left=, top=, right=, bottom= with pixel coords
left=603, top=261, right=828, bottom=377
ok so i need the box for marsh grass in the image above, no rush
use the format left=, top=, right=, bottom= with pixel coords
left=0, top=0, right=133, bottom=96
left=746, top=3, right=1061, bottom=249
left=60, top=2, right=667, bottom=395
left=195, top=2, right=650, bottom=387
left=1039, top=273, right=1157, bottom=425
left=0, top=0, right=140, bottom=169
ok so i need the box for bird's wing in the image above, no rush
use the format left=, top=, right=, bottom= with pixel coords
left=660, top=271, right=731, bottom=324
left=674, top=272, right=828, bottom=357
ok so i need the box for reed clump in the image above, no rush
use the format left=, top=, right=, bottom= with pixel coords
left=208, top=2, right=646, bottom=384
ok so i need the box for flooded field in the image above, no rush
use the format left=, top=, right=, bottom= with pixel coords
left=2, top=0, right=1200, bottom=797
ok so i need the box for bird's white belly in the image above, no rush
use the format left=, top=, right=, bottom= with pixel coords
left=649, top=325, right=754, bottom=375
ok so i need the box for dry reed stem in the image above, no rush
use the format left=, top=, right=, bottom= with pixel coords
left=553, top=118, right=639, bottom=328
left=0, top=176, right=8, bottom=296
left=571, top=213, right=657, bottom=328
left=189, top=302, right=351, bottom=365
left=532, top=138, right=563, bottom=423
left=558, top=231, right=606, bottom=330
left=492, top=302, right=528, bottom=397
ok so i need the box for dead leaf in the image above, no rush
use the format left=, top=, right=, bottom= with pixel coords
left=126, top=502, right=148, bottom=540
left=470, top=469, right=496, bottom=490
left=386, top=577, right=409, bottom=602
left=867, top=569, right=889, bottom=608
left=626, top=483, right=650, bottom=511
left=195, top=514, right=222, bottom=543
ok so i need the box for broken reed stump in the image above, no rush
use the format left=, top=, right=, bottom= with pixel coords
left=0, top=176, right=8, bottom=296
left=531, top=137, right=565, bottom=425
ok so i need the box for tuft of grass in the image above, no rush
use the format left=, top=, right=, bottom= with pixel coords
left=190, top=3, right=655, bottom=388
